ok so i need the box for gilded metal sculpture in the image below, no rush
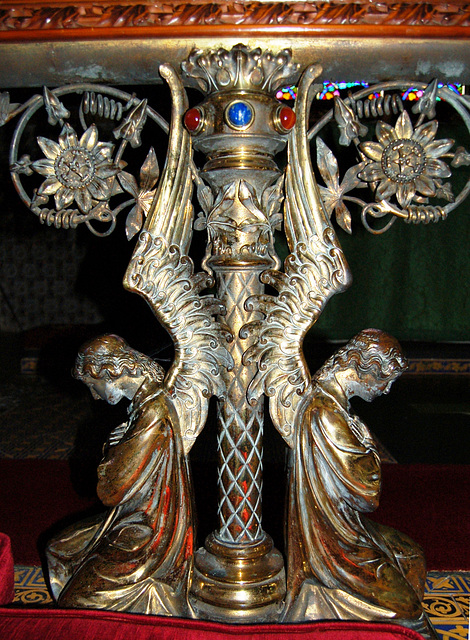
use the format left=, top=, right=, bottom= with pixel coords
left=47, top=334, right=195, bottom=615
left=310, top=80, right=458, bottom=235
left=283, top=329, right=433, bottom=638
left=4, top=43, right=467, bottom=637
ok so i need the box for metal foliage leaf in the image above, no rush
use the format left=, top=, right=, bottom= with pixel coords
left=30, top=191, right=49, bottom=213
left=120, top=148, right=160, bottom=240
left=316, top=137, right=364, bottom=234
left=10, top=154, right=33, bottom=176
left=198, top=182, right=214, bottom=215
left=412, top=79, right=438, bottom=120
left=334, top=97, right=368, bottom=146
left=118, top=170, right=139, bottom=198
left=452, top=146, right=470, bottom=167
left=434, top=179, right=454, bottom=203
left=139, top=147, right=159, bottom=191
left=262, top=175, right=284, bottom=230
left=113, top=99, right=148, bottom=148
left=43, top=87, right=70, bottom=126
left=0, top=92, right=20, bottom=127
left=125, top=204, right=144, bottom=240
left=194, top=182, right=214, bottom=230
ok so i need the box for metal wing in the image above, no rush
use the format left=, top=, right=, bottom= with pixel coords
left=243, top=65, right=352, bottom=448
left=124, top=64, right=233, bottom=454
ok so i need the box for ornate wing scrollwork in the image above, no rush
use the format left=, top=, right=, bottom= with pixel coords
left=124, top=64, right=233, bottom=454
left=243, top=65, right=352, bottom=448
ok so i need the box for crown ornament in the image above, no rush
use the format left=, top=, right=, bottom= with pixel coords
left=182, top=44, right=301, bottom=95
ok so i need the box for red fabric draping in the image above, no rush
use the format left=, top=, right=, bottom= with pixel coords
left=0, top=609, right=427, bottom=640
left=0, top=534, right=14, bottom=605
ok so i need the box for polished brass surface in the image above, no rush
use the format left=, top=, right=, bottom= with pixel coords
left=47, top=335, right=195, bottom=615
left=191, top=533, right=286, bottom=621
left=2, top=40, right=462, bottom=637
left=183, top=46, right=292, bottom=616
left=192, top=89, right=287, bottom=167
left=1, top=37, right=470, bottom=89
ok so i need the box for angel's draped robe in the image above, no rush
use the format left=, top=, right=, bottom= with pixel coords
left=46, top=379, right=194, bottom=616
left=284, top=382, right=426, bottom=623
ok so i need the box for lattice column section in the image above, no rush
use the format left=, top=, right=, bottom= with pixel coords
left=215, top=267, right=265, bottom=544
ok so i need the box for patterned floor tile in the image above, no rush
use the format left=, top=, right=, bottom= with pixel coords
left=13, top=565, right=52, bottom=605
left=424, top=571, right=470, bottom=640
left=12, top=566, right=470, bottom=639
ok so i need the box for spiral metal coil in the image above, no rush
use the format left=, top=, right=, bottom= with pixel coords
left=37, top=208, right=80, bottom=229
left=81, top=92, right=124, bottom=121
left=351, top=93, right=404, bottom=119
left=405, top=205, right=447, bottom=224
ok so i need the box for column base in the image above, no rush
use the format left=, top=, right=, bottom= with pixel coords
left=189, top=533, right=286, bottom=623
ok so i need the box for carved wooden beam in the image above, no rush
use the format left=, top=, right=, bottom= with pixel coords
left=1, top=1, right=470, bottom=40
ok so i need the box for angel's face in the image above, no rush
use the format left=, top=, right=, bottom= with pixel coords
left=348, top=371, right=395, bottom=402
left=83, top=375, right=126, bottom=405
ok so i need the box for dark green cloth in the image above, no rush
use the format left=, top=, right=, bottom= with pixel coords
left=315, top=209, right=470, bottom=342
left=275, top=203, right=470, bottom=343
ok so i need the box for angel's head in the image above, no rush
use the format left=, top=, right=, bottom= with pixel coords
left=73, top=334, right=165, bottom=405
left=315, top=328, right=408, bottom=402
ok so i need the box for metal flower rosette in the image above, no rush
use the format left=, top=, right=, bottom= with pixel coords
left=309, top=78, right=469, bottom=235
left=3, top=70, right=469, bottom=239
left=1, top=45, right=468, bottom=638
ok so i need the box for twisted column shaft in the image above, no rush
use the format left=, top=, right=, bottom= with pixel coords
left=214, top=267, right=265, bottom=544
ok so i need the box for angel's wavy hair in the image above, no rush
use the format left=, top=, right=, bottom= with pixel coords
left=73, top=334, right=165, bottom=384
left=314, top=328, right=408, bottom=384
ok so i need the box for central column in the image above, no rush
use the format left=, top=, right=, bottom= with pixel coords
left=182, top=46, right=300, bottom=621
left=191, top=146, right=286, bottom=624
left=215, top=260, right=265, bottom=546
left=195, top=215, right=284, bottom=620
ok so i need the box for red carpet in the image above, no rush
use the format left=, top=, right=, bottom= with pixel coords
left=0, top=460, right=98, bottom=566
left=373, top=463, right=470, bottom=571
left=0, top=460, right=468, bottom=570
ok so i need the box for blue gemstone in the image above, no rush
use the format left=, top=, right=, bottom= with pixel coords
left=227, top=101, right=253, bottom=128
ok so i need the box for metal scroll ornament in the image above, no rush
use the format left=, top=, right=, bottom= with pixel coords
left=309, top=78, right=470, bottom=235
left=3, top=84, right=169, bottom=238
left=3, top=44, right=464, bottom=637
left=3, top=59, right=470, bottom=239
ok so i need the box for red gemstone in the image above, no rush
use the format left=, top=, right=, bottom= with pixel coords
left=278, top=106, right=296, bottom=131
left=184, top=107, right=203, bottom=133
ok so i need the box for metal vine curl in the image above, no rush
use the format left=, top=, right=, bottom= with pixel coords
left=310, top=79, right=470, bottom=235
left=3, top=84, right=169, bottom=237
